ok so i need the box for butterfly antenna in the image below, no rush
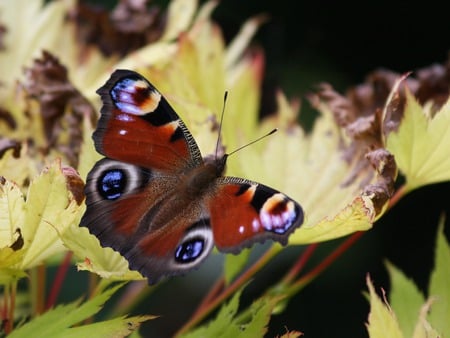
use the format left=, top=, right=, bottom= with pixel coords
left=215, top=91, right=228, bottom=160
left=227, top=128, right=278, bottom=157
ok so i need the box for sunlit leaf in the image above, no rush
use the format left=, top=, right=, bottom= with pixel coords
left=182, top=284, right=282, bottom=337
left=60, top=316, right=154, bottom=338
left=386, top=91, right=450, bottom=192
left=386, top=261, right=424, bottom=338
left=234, top=92, right=395, bottom=244
left=411, top=298, right=440, bottom=338
left=428, top=218, right=450, bottom=335
left=20, top=160, right=80, bottom=269
left=0, top=159, right=84, bottom=279
left=0, top=178, right=26, bottom=284
left=61, top=223, right=144, bottom=282
left=8, top=283, right=154, bottom=337
left=0, top=145, right=35, bottom=187
left=0, top=180, right=26, bottom=249
left=161, top=0, right=198, bottom=41
left=366, top=275, right=404, bottom=338
left=182, top=285, right=245, bottom=337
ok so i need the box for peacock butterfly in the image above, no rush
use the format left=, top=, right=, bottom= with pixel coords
left=80, top=69, right=304, bottom=284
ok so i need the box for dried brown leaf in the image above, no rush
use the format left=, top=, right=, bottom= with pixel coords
left=22, top=50, right=96, bottom=167
left=74, top=0, right=164, bottom=57
left=62, top=165, right=85, bottom=206
left=308, top=58, right=450, bottom=210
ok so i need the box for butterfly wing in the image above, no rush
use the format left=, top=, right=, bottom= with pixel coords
left=208, top=177, right=304, bottom=252
left=81, top=70, right=210, bottom=283
left=82, top=158, right=215, bottom=284
left=93, top=69, right=202, bottom=171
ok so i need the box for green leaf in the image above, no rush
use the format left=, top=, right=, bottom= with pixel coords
left=0, top=180, right=26, bottom=281
left=53, top=316, right=153, bottom=338
left=182, top=285, right=244, bottom=338
left=366, top=275, right=404, bottom=338
left=386, top=92, right=450, bottom=192
left=224, top=248, right=251, bottom=285
left=0, top=145, right=35, bottom=187
left=386, top=261, right=425, bottom=338
left=428, top=218, right=450, bottom=335
left=239, top=295, right=281, bottom=336
left=20, top=160, right=81, bottom=269
left=160, top=0, right=198, bottom=41
left=182, top=284, right=282, bottom=338
left=8, top=283, right=154, bottom=338
left=411, top=298, right=440, bottom=338
left=61, top=223, right=144, bottom=282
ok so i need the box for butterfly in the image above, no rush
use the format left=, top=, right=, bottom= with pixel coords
left=80, top=69, right=304, bottom=284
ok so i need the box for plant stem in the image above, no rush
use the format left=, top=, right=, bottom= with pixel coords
left=46, top=251, right=73, bottom=310
left=192, top=276, right=225, bottom=316
left=29, top=264, right=46, bottom=316
left=388, top=184, right=406, bottom=209
left=110, top=280, right=151, bottom=316
left=288, top=231, right=365, bottom=296
left=281, top=243, right=318, bottom=285
left=7, top=281, right=17, bottom=333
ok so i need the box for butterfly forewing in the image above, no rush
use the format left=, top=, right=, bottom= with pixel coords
left=94, top=69, right=202, bottom=172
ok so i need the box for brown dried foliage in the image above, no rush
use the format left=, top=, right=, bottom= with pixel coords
left=73, top=0, right=165, bottom=57
left=22, top=51, right=96, bottom=167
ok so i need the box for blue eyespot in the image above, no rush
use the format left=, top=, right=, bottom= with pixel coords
left=98, top=169, right=127, bottom=200
left=175, top=238, right=204, bottom=263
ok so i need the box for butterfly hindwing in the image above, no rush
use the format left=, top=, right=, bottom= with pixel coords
left=82, top=158, right=215, bottom=284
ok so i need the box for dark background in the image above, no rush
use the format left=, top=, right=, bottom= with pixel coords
left=77, top=1, right=450, bottom=336
left=199, top=2, right=450, bottom=336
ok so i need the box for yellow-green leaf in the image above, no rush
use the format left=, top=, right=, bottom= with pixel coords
left=8, top=283, right=154, bottom=338
left=0, top=145, right=35, bottom=187
left=232, top=92, right=393, bottom=245
left=0, top=180, right=26, bottom=249
left=160, top=0, right=198, bottom=41
left=61, top=223, right=144, bottom=282
left=428, top=218, right=450, bottom=335
left=412, top=298, right=440, bottom=338
left=366, top=275, right=404, bottom=338
left=182, top=284, right=282, bottom=338
left=386, top=92, right=450, bottom=192
left=386, top=261, right=425, bottom=338
left=20, top=160, right=79, bottom=269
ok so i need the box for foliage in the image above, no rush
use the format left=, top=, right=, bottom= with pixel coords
left=0, top=0, right=449, bottom=336
left=366, top=219, right=449, bottom=337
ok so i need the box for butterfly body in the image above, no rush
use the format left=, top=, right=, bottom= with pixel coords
left=81, top=70, right=304, bottom=284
